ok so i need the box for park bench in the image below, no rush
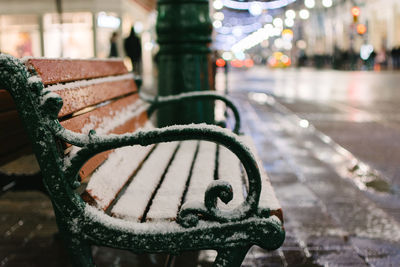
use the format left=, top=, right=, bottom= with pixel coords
left=0, top=54, right=284, bottom=267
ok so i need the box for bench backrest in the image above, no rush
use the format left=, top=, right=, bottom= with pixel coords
left=1, top=59, right=134, bottom=164
left=0, top=87, right=31, bottom=165
left=1, top=59, right=146, bottom=166
left=31, top=59, right=148, bottom=179
left=0, top=55, right=148, bottom=214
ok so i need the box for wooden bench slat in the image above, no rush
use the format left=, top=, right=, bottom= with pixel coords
left=0, top=90, right=15, bottom=112
left=0, top=110, right=25, bottom=139
left=85, top=145, right=155, bottom=211
left=146, top=141, right=199, bottom=221
left=239, top=136, right=281, bottom=215
left=60, top=94, right=145, bottom=133
left=47, top=75, right=138, bottom=118
left=111, top=142, right=180, bottom=221
left=0, top=132, right=30, bottom=158
left=217, top=145, right=246, bottom=209
left=1, top=55, right=285, bottom=264
left=61, top=95, right=149, bottom=179
left=25, top=58, right=129, bottom=85
left=77, top=115, right=148, bottom=180
left=184, top=141, right=217, bottom=204
left=0, top=145, right=33, bottom=167
left=79, top=150, right=113, bottom=180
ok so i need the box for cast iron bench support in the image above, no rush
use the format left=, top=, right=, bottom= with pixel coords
left=0, top=54, right=284, bottom=267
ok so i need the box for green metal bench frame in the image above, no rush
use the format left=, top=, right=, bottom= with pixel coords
left=0, top=54, right=284, bottom=267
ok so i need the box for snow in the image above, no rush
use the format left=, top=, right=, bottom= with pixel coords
left=80, top=100, right=150, bottom=135
left=45, top=73, right=134, bottom=92
left=217, top=145, right=245, bottom=210
left=62, top=100, right=151, bottom=168
left=21, top=56, right=123, bottom=63
left=40, top=90, right=62, bottom=106
left=84, top=204, right=282, bottom=234
left=0, top=54, right=22, bottom=66
left=85, top=145, right=154, bottom=210
left=184, top=141, right=216, bottom=205
left=146, top=141, right=198, bottom=221
left=111, top=142, right=180, bottom=221
left=154, top=91, right=224, bottom=102
left=27, top=76, right=42, bottom=84
left=0, top=54, right=284, bottom=245
left=239, top=136, right=281, bottom=210
left=52, top=96, right=279, bottom=222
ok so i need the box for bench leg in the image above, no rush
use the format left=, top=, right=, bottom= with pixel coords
left=62, top=235, right=95, bottom=267
left=213, top=246, right=251, bottom=267
left=54, top=208, right=95, bottom=266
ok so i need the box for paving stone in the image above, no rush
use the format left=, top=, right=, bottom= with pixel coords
left=350, top=237, right=400, bottom=266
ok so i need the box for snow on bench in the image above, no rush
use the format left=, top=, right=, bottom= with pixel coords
left=0, top=55, right=284, bottom=267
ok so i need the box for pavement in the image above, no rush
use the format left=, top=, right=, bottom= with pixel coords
left=1, top=67, right=400, bottom=266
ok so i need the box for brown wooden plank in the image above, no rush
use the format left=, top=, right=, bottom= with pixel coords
left=60, top=94, right=143, bottom=132
left=0, top=99, right=32, bottom=165
left=61, top=94, right=148, bottom=179
left=0, top=132, right=31, bottom=158
left=0, top=108, right=31, bottom=165
left=53, top=79, right=138, bottom=117
left=0, top=90, right=16, bottom=112
left=78, top=115, right=147, bottom=180
left=0, top=145, right=33, bottom=166
left=25, top=58, right=128, bottom=85
left=0, top=110, right=26, bottom=139
left=78, top=114, right=148, bottom=179
left=80, top=150, right=112, bottom=179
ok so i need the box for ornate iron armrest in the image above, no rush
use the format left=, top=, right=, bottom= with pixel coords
left=50, top=121, right=264, bottom=227
left=142, top=91, right=242, bottom=134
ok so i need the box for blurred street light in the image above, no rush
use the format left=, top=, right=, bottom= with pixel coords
left=249, top=2, right=263, bottom=16
left=357, top=23, right=367, bottom=35
left=304, top=0, right=315, bottom=9
left=213, top=20, right=222, bottom=28
left=285, top=18, right=295, bottom=27
left=285, top=10, right=296, bottom=19
left=213, top=0, right=223, bottom=10
left=299, top=9, right=310, bottom=19
left=273, top=18, right=283, bottom=27
left=322, top=0, right=333, bottom=8
left=213, top=12, right=224, bottom=21
left=351, top=6, right=360, bottom=22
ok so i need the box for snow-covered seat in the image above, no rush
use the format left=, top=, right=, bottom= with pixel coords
left=0, top=55, right=284, bottom=267
left=82, top=137, right=281, bottom=223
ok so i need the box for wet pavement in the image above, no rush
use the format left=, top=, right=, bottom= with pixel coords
left=1, top=67, right=400, bottom=266
left=235, top=68, right=400, bottom=192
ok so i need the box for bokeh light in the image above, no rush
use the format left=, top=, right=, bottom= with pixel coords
left=299, top=9, right=310, bottom=20
left=322, top=0, right=333, bottom=8
left=304, top=0, right=315, bottom=9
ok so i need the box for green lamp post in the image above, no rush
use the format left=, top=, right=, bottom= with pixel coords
left=156, top=0, right=214, bottom=126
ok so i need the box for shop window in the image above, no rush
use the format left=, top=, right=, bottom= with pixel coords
left=43, top=12, right=94, bottom=58
left=0, top=15, right=41, bottom=58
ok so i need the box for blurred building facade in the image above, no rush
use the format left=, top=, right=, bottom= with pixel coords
left=0, top=0, right=157, bottom=85
left=297, top=0, right=400, bottom=69
left=0, top=0, right=155, bottom=65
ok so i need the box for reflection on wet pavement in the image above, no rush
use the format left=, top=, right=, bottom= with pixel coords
left=229, top=89, right=400, bottom=265
left=224, top=67, right=400, bottom=266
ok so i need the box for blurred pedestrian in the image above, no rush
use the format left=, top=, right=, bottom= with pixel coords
left=124, top=27, right=142, bottom=74
left=393, top=46, right=400, bottom=70
left=109, top=32, right=119, bottom=58
left=375, top=48, right=387, bottom=71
